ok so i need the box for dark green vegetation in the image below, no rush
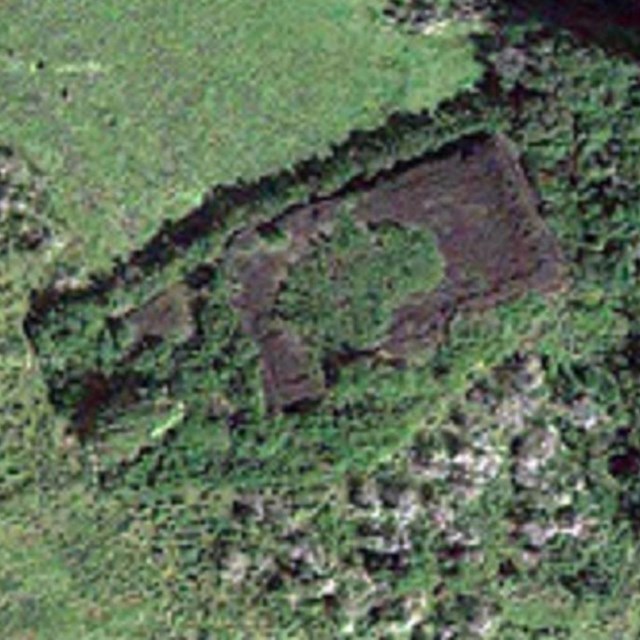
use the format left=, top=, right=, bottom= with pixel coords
left=507, top=0, right=640, bottom=62
left=2, top=0, right=640, bottom=638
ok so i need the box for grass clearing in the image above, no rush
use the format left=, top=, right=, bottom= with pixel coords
left=0, top=0, right=480, bottom=274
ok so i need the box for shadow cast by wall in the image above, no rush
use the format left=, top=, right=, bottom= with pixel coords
left=504, top=0, right=640, bottom=61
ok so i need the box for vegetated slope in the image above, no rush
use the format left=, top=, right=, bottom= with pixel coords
left=7, top=47, right=495, bottom=505
left=26, top=131, right=565, bottom=493
left=0, top=0, right=481, bottom=276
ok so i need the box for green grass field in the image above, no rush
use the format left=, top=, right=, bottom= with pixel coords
left=0, top=0, right=480, bottom=275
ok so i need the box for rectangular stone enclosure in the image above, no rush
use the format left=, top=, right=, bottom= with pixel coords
left=226, top=134, right=567, bottom=411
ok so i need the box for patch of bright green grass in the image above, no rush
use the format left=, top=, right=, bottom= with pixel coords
left=0, top=0, right=481, bottom=273
left=275, top=206, right=445, bottom=356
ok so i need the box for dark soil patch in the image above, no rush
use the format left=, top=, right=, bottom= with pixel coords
left=227, top=134, right=567, bottom=411
left=122, top=283, right=195, bottom=345
left=260, top=329, right=324, bottom=413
